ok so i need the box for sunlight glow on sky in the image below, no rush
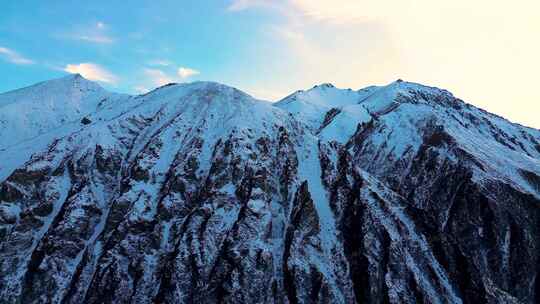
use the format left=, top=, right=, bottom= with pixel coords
left=0, top=0, right=538, bottom=128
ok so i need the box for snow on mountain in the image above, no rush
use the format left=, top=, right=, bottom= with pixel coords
left=0, top=80, right=295, bottom=180
left=0, top=75, right=539, bottom=304
left=284, top=79, right=540, bottom=198
left=0, top=74, right=127, bottom=150
left=275, top=83, right=378, bottom=130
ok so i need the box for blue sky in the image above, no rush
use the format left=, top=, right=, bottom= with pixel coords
left=0, top=1, right=286, bottom=95
left=1, top=1, right=539, bottom=128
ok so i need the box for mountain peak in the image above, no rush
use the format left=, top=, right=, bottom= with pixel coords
left=0, top=74, right=112, bottom=149
left=141, top=81, right=255, bottom=106
left=58, top=73, right=104, bottom=90
left=66, top=72, right=83, bottom=79
left=313, top=83, right=336, bottom=89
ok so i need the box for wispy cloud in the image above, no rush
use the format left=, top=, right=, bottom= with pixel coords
left=64, top=63, right=118, bottom=84
left=227, top=1, right=399, bottom=91
left=73, top=35, right=114, bottom=44
left=289, top=0, right=393, bottom=24
left=144, top=68, right=175, bottom=87
left=63, top=21, right=115, bottom=44
left=148, top=59, right=173, bottom=67
left=229, top=0, right=394, bottom=24
left=0, top=46, right=34, bottom=65
left=228, top=0, right=276, bottom=11
left=138, top=65, right=200, bottom=92
left=229, top=0, right=540, bottom=128
left=178, top=67, right=200, bottom=78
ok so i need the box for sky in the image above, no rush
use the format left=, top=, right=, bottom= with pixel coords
left=0, top=0, right=538, bottom=128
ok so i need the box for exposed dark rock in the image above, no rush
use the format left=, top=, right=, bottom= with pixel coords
left=81, top=117, right=92, bottom=125
left=1, top=78, right=539, bottom=304
left=318, top=108, right=342, bottom=132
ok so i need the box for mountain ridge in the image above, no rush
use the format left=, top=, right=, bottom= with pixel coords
left=0, top=75, right=539, bottom=303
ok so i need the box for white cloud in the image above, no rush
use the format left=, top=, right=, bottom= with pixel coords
left=177, top=67, right=200, bottom=79
left=138, top=65, right=200, bottom=91
left=144, top=68, right=176, bottom=87
left=73, top=35, right=114, bottom=44
left=64, top=63, right=118, bottom=84
left=228, top=0, right=275, bottom=11
left=0, top=46, right=34, bottom=65
left=148, top=59, right=173, bottom=67
left=96, top=21, right=106, bottom=29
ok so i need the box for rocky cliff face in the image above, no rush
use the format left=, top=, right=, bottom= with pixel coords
left=0, top=76, right=539, bottom=303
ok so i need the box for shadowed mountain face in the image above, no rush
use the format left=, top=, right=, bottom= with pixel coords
left=0, top=76, right=539, bottom=304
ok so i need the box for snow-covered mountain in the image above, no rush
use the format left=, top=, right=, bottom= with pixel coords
left=0, top=74, right=127, bottom=149
left=0, top=75, right=539, bottom=303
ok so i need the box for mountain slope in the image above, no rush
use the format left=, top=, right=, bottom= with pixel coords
left=0, top=76, right=539, bottom=304
left=0, top=74, right=127, bottom=149
left=275, top=83, right=378, bottom=131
